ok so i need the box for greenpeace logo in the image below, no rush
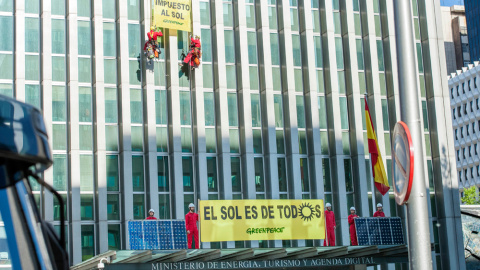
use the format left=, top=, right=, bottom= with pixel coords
left=162, top=19, right=184, bottom=25
left=246, top=227, right=285, bottom=235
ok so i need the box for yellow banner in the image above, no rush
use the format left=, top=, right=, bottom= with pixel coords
left=153, top=0, right=192, bottom=32
left=199, top=200, right=325, bottom=242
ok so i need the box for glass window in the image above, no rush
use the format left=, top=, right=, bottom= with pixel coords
left=318, top=96, right=327, bottom=129
left=300, top=158, right=309, bottom=192
left=103, top=0, right=116, bottom=19
left=276, top=130, right=285, bottom=154
left=381, top=99, right=389, bottom=130
left=422, top=101, right=429, bottom=131
left=78, top=21, right=91, bottom=55
left=0, top=84, right=13, bottom=97
left=224, top=30, right=235, bottom=63
left=377, top=40, right=385, bottom=71
left=52, top=86, right=66, bottom=121
left=226, top=65, right=236, bottom=89
left=203, top=64, right=213, bottom=88
left=0, top=0, right=13, bottom=12
left=105, top=88, right=118, bottom=123
left=251, top=94, right=261, bottom=127
left=274, top=94, right=284, bottom=128
left=54, top=194, right=67, bottom=221
left=78, top=58, right=91, bottom=83
left=269, top=6, right=277, bottom=30
left=129, top=60, right=141, bottom=85
left=79, top=87, right=92, bottom=122
left=182, top=157, right=194, bottom=192
left=105, top=125, right=118, bottom=151
left=106, top=155, right=119, bottom=191
left=290, top=8, right=299, bottom=31
left=335, top=37, right=344, bottom=69
left=272, top=67, right=281, bottom=90
left=354, top=14, right=361, bottom=35
left=278, top=158, right=287, bottom=192
left=312, top=9, right=320, bottom=33
left=81, top=225, right=95, bottom=261
left=253, top=129, right=262, bottom=154
left=133, top=194, right=145, bottom=220
left=157, top=156, right=169, bottom=192
left=228, top=93, right=238, bottom=126
left=108, top=225, right=121, bottom=250
left=231, top=157, right=242, bottom=192
left=230, top=129, right=239, bottom=153
left=205, top=128, right=216, bottom=153
left=223, top=3, right=233, bottom=27
left=81, top=194, right=94, bottom=220
left=250, top=67, right=259, bottom=91
left=201, top=29, right=212, bottom=62
left=254, top=158, right=265, bottom=192
left=416, top=43, right=423, bottom=73
left=320, top=131, right=329, bottom=155
left=340, top=97, right=349, bottom=129
left=342, top=132, right=350, bottom=155
left=294, top=69, right=303, bottom=92
left=52, top=56, right=66, bottom=82
left=25, top=0, right=39, bottom=13
left=25, top=17, right=39, bottom=53
left=181, top=127, right=192, bottom=152
left=314, top=36, right=323, bottom=68
left=131, top=126, right=143, bottom=151
left=52, top=124, right=67, bottom=150
left=246, top=5, right=255, bottom=28
left=127, top=0, right=140, bottom=20
left=128, top=24, right=141, bottom=57
left=0, top=16, right=13, bottom=51
left=132, top=156, right=144, bottom=191
left=323, top=158, right=331, bottom=192
left=77, top=0, right=91, bottom=17
left=296, top=96, right=306, bottom=128
left=25, top=55, right=40, bottom=81
left=200, top=2, right=210, bottom=25
left=130, top=89, right=143, bottom=123
left=204, top=92, right=215, bottom=126
left=180, top=91, right=191, bottom=125
left=155, top=90, right=168, bottom=125
left=270, top=33, right=280, bottom=66
left=107, top=194, right=120, bottom=220
left=344, top=159, right=353, bottom=192
left=299, top=130, right=307, bottom=154
left=207, top=157, right=218, bottom=192
left=104, top=59, right=116, bottom=84
left=0, top=54, right=13, bottom=80
left=51, top=19, right=65, bottom=54
left=159, top=194, right=170, bottom=219
left=247, top=32, right=257, bottom=64
left=356, top=39, right=364, bottom=70
left=80, top=155, right=94, bottom=192
left=25, top=85, right=41, bottom=109
left=292, top=35, right=301, bottom=67
left=154, top=61, right=166, bottom=86
left=156, top=127, right=168, bottom=152
left=53, top=154, right=67, bottom=191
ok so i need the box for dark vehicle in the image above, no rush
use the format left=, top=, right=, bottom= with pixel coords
left=0, top=94, right=68, bottom=269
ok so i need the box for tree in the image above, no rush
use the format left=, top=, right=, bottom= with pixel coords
left=461, top=186, right=480, bottom=205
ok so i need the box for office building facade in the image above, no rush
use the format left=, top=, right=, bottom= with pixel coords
left=465, top=0, right=480, bottom=62
left=442, top=5, right=470, bottom=74
left=0, top=0, right=464, bottom=268
left=449, top=62, right=480, bottom=196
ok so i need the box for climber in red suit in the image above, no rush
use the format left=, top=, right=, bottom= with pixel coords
left=348, top=207, right=359, bottom=246
left=323, top=203, right=336, bottom=246
left=185, top=203, right=199, bottom=249
left=373, top=203, right=386, bottom=217
left=183, top=36, right=201, bottom=69
left=146, top=209, right=157, bottom=220
left=143, top=26, right=163, bottom=52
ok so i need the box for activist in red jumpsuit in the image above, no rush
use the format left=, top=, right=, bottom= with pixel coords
left=348, top=207, right=359, bottom=246
left=185, top=203, right=199, bottom=249
left=373, top=203, right=385, bottom=217
left=323, top=203, right=336, bottom=246
left=183, top=36, right=201, bottom=69
left=146, top=209, right=157, bottom=220
left=143, top=26, right=163, bottom=51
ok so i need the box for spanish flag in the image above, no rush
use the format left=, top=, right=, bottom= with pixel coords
left=365, top=98, right=390, bottom=195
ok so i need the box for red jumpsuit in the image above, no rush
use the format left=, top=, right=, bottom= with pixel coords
left=185, top=212, right=199, bottom=249
left=143, top=30, right=163, bottom=50
left=348, top=214, right=359, bottom=246
left=183, top=38, right=201, bottom=67
left=146, top=216, right=157, bottom=220
left=373, top=211, right=385, bottom=217
left=323, top=210, right=336, bottom=246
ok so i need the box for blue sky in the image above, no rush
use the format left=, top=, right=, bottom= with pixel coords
left=440, top=0, right=464, bottom=6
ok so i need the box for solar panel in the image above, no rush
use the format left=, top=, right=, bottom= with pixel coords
left=128, top=220, right=188, bottom=250
left=354, top=217, right=405, bottom=245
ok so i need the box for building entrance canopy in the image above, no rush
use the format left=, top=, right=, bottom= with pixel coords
left=71, top=245, right=408, bottom=270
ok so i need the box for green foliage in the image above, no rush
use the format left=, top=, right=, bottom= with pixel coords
left=461, top=186, right=480, bottom=205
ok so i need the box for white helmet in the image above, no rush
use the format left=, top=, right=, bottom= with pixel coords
left=149, top=209, right=155, bottom=213
left=377, top=203, right=383, bottom=208
left=188, top=203, right=195, bottom=208
left=325, top=203, right=332, bottom=207
left=350, top=207, right=356, bottom=211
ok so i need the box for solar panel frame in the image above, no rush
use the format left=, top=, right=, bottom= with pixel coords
left=354, top=217, right=405, bottom=245
left=128, top=219, right=188, bottom=250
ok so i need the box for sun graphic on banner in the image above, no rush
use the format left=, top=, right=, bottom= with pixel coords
left=298, top=203, right=315, bottom=222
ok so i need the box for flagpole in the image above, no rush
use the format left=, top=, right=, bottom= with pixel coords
left=393, top=0, right=433, bottom=269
